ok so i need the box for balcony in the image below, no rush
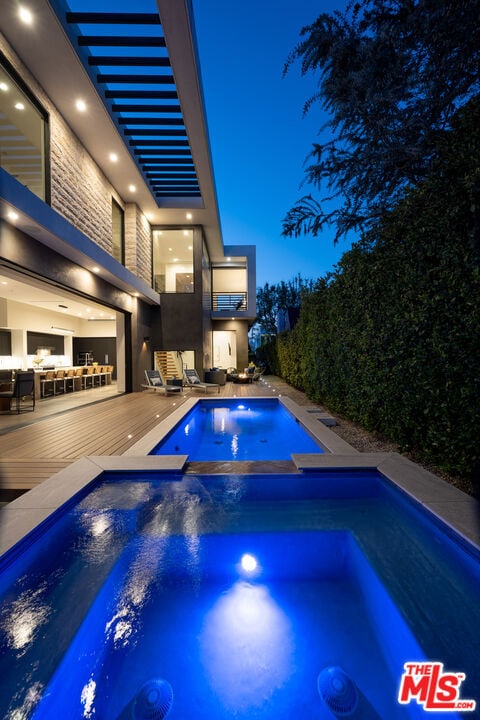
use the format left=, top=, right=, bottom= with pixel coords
left=211, top=292, right=248, bottom=313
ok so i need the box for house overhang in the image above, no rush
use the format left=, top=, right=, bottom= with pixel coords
left=1, top=169, right=160, bottom=305
left=0, top=0, right=225, bottom=263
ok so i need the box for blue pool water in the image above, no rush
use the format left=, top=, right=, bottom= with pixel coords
left=151, top=398, right=324, bottom=460
left=0, top=471, right=479, bottom=719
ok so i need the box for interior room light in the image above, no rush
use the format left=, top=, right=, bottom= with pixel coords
left=109, top=152, right=118, bottom=162
left=19, top=6, right=33, bottom=24
left=186, top=212, right=193, bottom=220
left=0, top=82, right=8, bottom=92
left=75, top=99, right=87, bottom=112
left=14, top=102, right=25, bottom=110
left=51, top=326, right=75, bottom=334
left=7, top=211, right=19, bottom=221
left=92, top=267, right=100, bottom=273
left=128, top=184, right=136, bottom=192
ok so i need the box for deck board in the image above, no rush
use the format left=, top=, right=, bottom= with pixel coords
left=0, top=380, right=290, bottom=495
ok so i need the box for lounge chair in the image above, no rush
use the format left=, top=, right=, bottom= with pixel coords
left=141, top=369, right=182, bottom=394
left=184, top=368, right=220, bottom=393
left=252, top=366, right=266, bottom=381
left=0, top=370, right=35, bottom=413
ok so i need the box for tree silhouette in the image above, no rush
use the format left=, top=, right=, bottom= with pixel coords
left=282, top=0, right=480, bottom=243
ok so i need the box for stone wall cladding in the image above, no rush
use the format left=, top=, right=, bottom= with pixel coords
left=50, top=114, right=116, bottom=253
left=136, top=209, right=152, bottom=285
left=124, top=205, right=152, bottom=286
left=1, top=34, right=152, bottom=281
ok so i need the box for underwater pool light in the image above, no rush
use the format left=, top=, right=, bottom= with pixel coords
left=240, top=553, right=258, bottom=573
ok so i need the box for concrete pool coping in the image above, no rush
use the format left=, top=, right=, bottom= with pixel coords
left=1, top=396, right=479, bottom=558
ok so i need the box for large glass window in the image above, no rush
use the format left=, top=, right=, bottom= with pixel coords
left=112, top=199, right=125, bottom=264
left=0, top=55, right=47, bottom=200
left=152, top=229, right=194, bottom=293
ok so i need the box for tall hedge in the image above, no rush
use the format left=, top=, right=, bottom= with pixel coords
left=274, top=100, right=480, bottom=478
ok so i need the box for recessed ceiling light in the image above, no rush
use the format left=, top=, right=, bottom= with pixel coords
left=19, top=6, right=33, bottom=24
left=1, top=281, right=7, bottom=286
left=128, top=184, right=136, bottom=192
left=183, top=230, right=189, bottom=236
left=188, top=245, right=193, bottom=250
left=0, top=82, right=8, bottom=92
left=92, top=267, right=100, bottom=273
left=75, top=99, right=87, bottom=112
left=7, top=210, right=19, bottom=220
left=109, top=152, right=118, bottom=162
left=14, top=102, right=25, bottom=111
left=186, top=212, right=193, bottom=220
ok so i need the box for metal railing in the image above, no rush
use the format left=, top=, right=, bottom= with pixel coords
left=211, top=292, right=248, bottom=312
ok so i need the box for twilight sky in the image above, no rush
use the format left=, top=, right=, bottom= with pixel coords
left=193, top=0, right=349, bottom=288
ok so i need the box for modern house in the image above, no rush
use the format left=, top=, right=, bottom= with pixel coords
left=0, top=0, right=256, bottom=395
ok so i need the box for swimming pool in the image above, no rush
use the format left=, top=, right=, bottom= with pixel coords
left=150, top=398, right=325, bottom=461
left=0, top=469, right=478, bottom=719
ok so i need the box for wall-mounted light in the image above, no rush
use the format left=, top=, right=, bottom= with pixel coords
left=143, top=336, right=151, bottom=343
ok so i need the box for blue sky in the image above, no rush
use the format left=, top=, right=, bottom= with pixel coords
left=193, top=0, right=349, bottom=288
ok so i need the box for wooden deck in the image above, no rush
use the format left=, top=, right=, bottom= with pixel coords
left=0, top=377, right=312, bottom=498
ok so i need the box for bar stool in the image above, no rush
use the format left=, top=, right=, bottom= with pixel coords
left=83, top=366, right=95, bottom=389
left=74, top=367, right=84, bottom=391
left=53, top=369, right=66, bottom=395
left=40, top=371, right=55, bottom=398
left=64, top=368, right=76, bottom=392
